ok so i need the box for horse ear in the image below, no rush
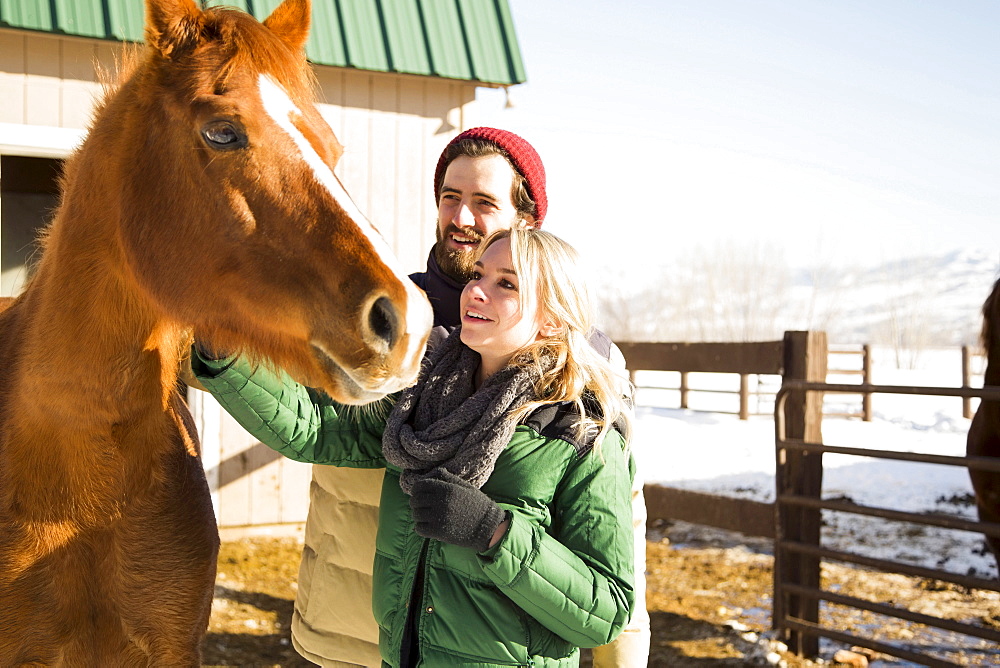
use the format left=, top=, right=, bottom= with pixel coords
left=264, top=0, right=311, bottom=52
left=145, top=0, right=204, bottom=59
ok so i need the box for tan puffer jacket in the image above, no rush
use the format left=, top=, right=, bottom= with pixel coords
left=290, top=466, right=383, bottom=667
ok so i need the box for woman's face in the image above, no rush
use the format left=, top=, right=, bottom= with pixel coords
left=459, top=238, right=551, bottom=375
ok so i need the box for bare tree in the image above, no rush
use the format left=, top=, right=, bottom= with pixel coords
left=799, top=240, right=852, bottom=336
left=592, top=267, right=671, bottom=342
left=594, top=240, right=793, bottom=343
left=872, top=256, right=938, bottom=369
left=672, top=240, right=792, bottom=342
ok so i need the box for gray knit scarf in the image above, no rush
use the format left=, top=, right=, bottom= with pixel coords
left=382, top=328, right=548, bottom=494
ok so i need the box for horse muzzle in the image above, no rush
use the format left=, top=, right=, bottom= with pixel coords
left=309, top=287, right=432, bottom=405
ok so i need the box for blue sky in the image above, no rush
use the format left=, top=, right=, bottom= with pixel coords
left=474, top=0, right=1000, bottom=269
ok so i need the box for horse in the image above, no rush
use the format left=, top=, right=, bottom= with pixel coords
left=0, top=0, right=432, bottom=663
left=968, top=276, right=1000, bottom=573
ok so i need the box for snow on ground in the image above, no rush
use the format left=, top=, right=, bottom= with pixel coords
left=631, top=345, right=998, bottom=579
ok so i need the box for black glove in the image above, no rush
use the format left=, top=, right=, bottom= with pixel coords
left=409, top=469, right=507, bottom=552
left=193, top=337, right=233, bottom=361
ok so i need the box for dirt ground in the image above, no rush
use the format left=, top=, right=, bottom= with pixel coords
left=200, top=522, right=1000, bottom=667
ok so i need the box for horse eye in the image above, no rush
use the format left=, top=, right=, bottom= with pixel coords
left=202, top=121, right=247, bottom=151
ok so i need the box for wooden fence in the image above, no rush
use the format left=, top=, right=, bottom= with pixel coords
left=623, top=334, right=999, bottom=664
left=825, top=344, right=872, bottom=420
left=621, top=336, right=851, bottom=421
left=622, top=331, right=827, bottom=537
left=627, top=342, right=989, bottom=422
left=774, top=381, right=1000, bottom=665
left=962, top=345, right=985, bottom=419
left=619, top=338, right=792, bottom=421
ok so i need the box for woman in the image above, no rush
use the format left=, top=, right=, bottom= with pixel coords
left=192, top=228, right=635, bottom=667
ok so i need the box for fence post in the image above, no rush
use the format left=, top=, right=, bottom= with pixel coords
left=679, top=371, right=689, bottom=409
left=739, top=374, right=749, bottom=420
left=775, top=330, right=827, bottom=658
left=962, top=346, right=973, bottom=420
left=862, top=344, right=872, bottom=421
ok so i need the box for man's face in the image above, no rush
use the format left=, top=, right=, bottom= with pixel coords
left=434, top=154, right=534, bottom=282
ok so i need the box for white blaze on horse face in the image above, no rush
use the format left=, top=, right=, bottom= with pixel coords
left=256, top=74, right=430, bottom=370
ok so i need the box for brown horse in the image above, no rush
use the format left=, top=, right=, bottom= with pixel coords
left=0, top=0, right=431, bottom=664
left=968, top=276, right=1000, bottom=573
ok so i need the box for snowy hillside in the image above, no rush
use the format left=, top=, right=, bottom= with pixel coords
left=596, top=245, right=999, bottom=349
left=786, top=247, right=1000, bottom=347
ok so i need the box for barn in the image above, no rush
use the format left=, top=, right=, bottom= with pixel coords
left=0, top=0, right=526, bottom=534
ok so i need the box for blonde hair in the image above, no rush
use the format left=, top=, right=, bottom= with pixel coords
left=480, top=228, right=633, bottom=448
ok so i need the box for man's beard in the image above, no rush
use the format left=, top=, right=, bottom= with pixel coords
left=433, top=224, right=483, bottom=283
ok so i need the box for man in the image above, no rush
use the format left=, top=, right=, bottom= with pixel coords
left=290, top=127, right=650, bottom=667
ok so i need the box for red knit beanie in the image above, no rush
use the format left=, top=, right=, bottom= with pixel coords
left=433, top=127, right=547, bottom=225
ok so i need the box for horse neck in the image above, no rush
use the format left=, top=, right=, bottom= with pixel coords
left=986, top=345, right=1000, bottom=388
left=1, top=172, right=195, bottom=528
left=13, top=175, right=186, bottom=435
left=983, top=285, right=1000, bottom=388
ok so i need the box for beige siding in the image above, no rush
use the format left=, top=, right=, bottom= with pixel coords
left=0, top=29, right=104, bottom=129
left=1, top=29, right=480, bottom=529
left=0, top=31, right=27, bottom=125
left=315, top=67, right=475, bottom=273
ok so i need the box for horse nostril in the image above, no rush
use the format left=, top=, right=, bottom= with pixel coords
left=367, top=296, right=399, bottom=350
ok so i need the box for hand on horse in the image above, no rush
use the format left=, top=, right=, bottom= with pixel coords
left=409, top=469, right=508, bottom=552
left=193, top=337, right=235, bottom=362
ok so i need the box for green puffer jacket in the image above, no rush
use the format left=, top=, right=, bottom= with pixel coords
left=193, top=353, right=635, bottom=668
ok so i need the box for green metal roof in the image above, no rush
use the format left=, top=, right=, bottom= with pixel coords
left=0, top=0, right=526, bottom=85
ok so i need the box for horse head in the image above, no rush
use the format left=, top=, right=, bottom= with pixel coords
left=109, top=0, right=431, bottom=404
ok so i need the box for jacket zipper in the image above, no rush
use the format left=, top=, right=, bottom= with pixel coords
left=401, top=539, right=430, bottom=667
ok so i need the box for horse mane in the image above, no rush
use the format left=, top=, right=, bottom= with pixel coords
left=96, top=44, right=143, bottom=101
left=21, top=46, right=140, bottom=294
left=84, top=6, right=316, bottom=125
left=201, top=6, right=318, bottom=98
